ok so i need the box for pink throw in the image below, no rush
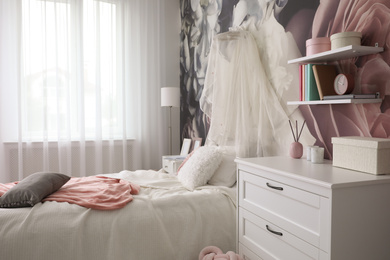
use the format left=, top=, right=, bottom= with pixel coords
left=0, top=176, right=140, bottom=210
left=0, top=182, right=17, bottom=196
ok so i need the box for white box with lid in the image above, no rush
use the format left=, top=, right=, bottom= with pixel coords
left=332, top=136, right=390, bottom=175
left=330, top=31, right=362, bottom=50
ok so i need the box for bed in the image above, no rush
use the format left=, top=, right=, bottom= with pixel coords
left=0, top=146, right=237, bottom=260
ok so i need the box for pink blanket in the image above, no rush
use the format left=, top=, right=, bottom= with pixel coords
left=0, top=176, right=140, bottom=210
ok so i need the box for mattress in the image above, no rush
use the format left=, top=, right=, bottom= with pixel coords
left=0, top=170, right=236, bottom=260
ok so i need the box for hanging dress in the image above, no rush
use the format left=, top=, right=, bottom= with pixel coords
left=200, top=2, right=314, bottom=158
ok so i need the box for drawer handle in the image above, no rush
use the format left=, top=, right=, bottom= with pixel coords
left=266, top=225, right=283, bottom=236
left=266, top=182, right=283, bottom=191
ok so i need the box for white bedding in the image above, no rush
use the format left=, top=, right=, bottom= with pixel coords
left=0, top=170, right=236, bottom=260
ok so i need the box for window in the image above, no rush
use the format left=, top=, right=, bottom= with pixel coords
left=0, top=0, right=168, bottom=181
left=21, top=0, right=126, bottom=141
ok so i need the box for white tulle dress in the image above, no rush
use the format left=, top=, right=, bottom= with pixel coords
left=200, top=1, right=314, bottom=158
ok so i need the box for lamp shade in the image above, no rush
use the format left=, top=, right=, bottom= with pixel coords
left=161, top=87, right=180, bottom=107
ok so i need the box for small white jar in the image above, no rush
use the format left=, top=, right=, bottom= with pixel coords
left=311, top=147, right=324, bottom=164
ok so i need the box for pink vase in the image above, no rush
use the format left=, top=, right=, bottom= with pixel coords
left=289, top=142, right=303, bottom=159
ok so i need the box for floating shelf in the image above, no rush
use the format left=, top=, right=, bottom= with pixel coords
left=288, top=45, right=383, bottom=64
left=287, top=99, right=382, bottom=105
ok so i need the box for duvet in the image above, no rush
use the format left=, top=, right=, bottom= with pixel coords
left=0, top=170, right=236, bottom=260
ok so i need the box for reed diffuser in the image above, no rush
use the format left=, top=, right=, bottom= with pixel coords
left=288, top=120, right=305, bottom=159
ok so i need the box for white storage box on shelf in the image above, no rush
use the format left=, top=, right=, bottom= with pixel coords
left=162, top=155, right=185, bottom=175
left=330, top=31, right=362, bottom=50
left=332, top=136, right=390, bottom=175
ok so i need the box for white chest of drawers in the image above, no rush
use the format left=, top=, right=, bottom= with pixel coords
left=235, top=156, right=390, bottom=260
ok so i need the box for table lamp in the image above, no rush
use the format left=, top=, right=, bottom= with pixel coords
left=161, top=87, right=180, bottom=155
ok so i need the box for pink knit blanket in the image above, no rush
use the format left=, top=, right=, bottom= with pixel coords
left=0, top=176, right=140, bottom=210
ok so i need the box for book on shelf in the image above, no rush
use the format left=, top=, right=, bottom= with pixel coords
left=323, top=93, right=380, bottom=100
left=304, top=64, right=308, bottom=100
left=305, top=64, right=320, bottom=101
left=301, top=64, right=305, bottom=101
left=312, top=64, right=338, bottom=99
left=299, top=64, right=303, bottom=101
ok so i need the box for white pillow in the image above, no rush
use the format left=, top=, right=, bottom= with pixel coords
left=178, top=146, right=222, bottom=190
left=208, top=147, right=236, bottom=187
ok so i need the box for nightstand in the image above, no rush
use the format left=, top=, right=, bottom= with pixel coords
left=235, top=156, right=390, bottom=260
left=162, top=155, right=185, bottom=175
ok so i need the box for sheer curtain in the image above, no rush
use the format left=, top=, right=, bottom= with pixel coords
left=0, top=0, right=168, bottom=182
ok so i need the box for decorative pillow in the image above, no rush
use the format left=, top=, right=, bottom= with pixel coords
left=177, top=149, right=196, bottom=173
left=0, top=172, right=71, bottom=208
left=208, top=146, right=237, bottom=187
left=178, top=146, right=222, bottom=191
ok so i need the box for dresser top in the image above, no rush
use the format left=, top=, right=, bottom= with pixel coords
left=235, top=156, right=390, bottom=189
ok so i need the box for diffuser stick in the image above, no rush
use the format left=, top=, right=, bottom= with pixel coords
left=288, top=120, right=296, bottom=142
left=297, top=120, right=306, bottom=142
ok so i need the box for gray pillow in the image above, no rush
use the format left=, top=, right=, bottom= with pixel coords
left=0, top=172, right=70, bottom=208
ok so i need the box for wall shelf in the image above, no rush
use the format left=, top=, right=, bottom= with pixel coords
left=287, top=45, right=384, bottom=105
left=288, top=45, right=383, bottom=64
left=287, top=98, right=382, bottom=105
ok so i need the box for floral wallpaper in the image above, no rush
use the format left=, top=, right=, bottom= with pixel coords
left=180, top=0, right=390, bottom=158
left=180, top=0, right=239, bottom=144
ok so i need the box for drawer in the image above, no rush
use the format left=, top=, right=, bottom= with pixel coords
left=239, top=243, right=263, bottom=260
left=238, top=170, right=330, bottom=249
left=239, top=208, right=320, bottom=260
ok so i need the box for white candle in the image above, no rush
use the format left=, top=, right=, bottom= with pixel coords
left=311, top=147, right=324, bottom=164
left=306, top=146, right=318, bottom=161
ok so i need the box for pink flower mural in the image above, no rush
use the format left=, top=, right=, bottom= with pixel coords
left=180, top=0, right=390, bottom=159
left=301, top=0, right=390, bottom=158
